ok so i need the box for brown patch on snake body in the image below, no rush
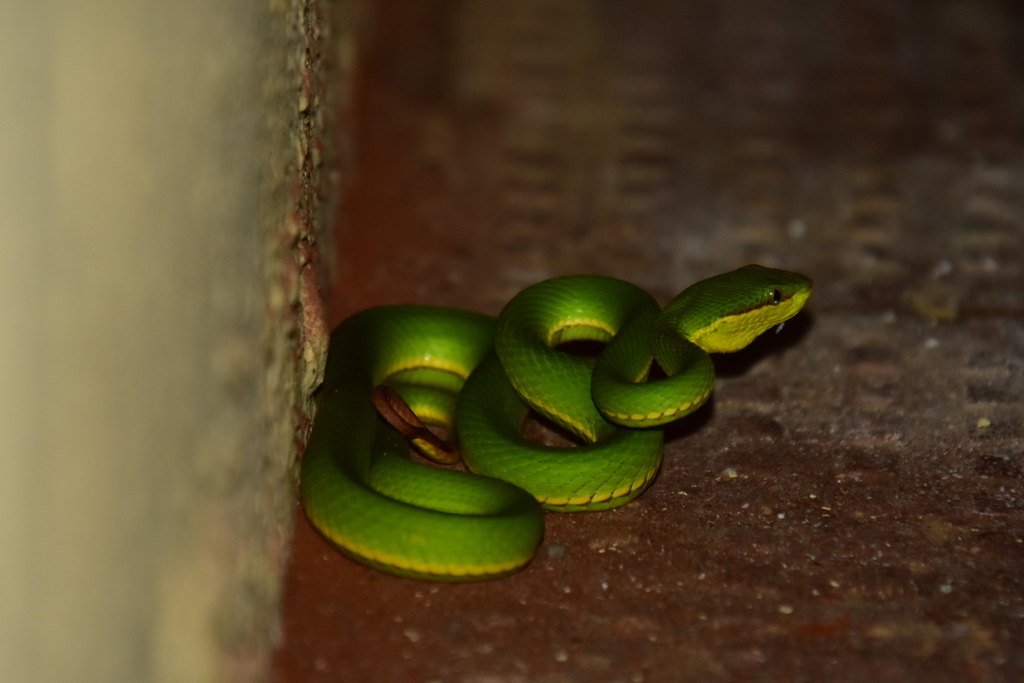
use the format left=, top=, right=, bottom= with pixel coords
left=371, top=385, right=460, bottom=464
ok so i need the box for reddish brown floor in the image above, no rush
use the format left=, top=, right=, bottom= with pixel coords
left=272, top=1, right=1024, bottom=681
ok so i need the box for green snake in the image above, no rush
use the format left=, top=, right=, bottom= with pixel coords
left=301, top=265, right=812, bottom=581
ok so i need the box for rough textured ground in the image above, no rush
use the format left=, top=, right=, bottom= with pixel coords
left=272, top=1, right=1024, bottom=681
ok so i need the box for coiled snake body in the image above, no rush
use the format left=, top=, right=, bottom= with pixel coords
left=301, top=265, right=812, bottom=581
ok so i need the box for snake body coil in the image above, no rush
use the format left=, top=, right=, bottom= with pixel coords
left=301, top=265, right=812, bottom=581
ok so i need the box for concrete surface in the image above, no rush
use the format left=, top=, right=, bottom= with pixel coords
left=273, top=1, right=1024, bottom=681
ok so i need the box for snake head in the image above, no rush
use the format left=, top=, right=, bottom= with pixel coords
left=659, top=265, right=813, bottom=355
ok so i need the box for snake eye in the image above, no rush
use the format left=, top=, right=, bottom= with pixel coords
left=772, top=288, right=782, bottom=305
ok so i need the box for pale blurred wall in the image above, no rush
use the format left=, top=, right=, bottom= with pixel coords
left=0, top=1, right=335, bottom=681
